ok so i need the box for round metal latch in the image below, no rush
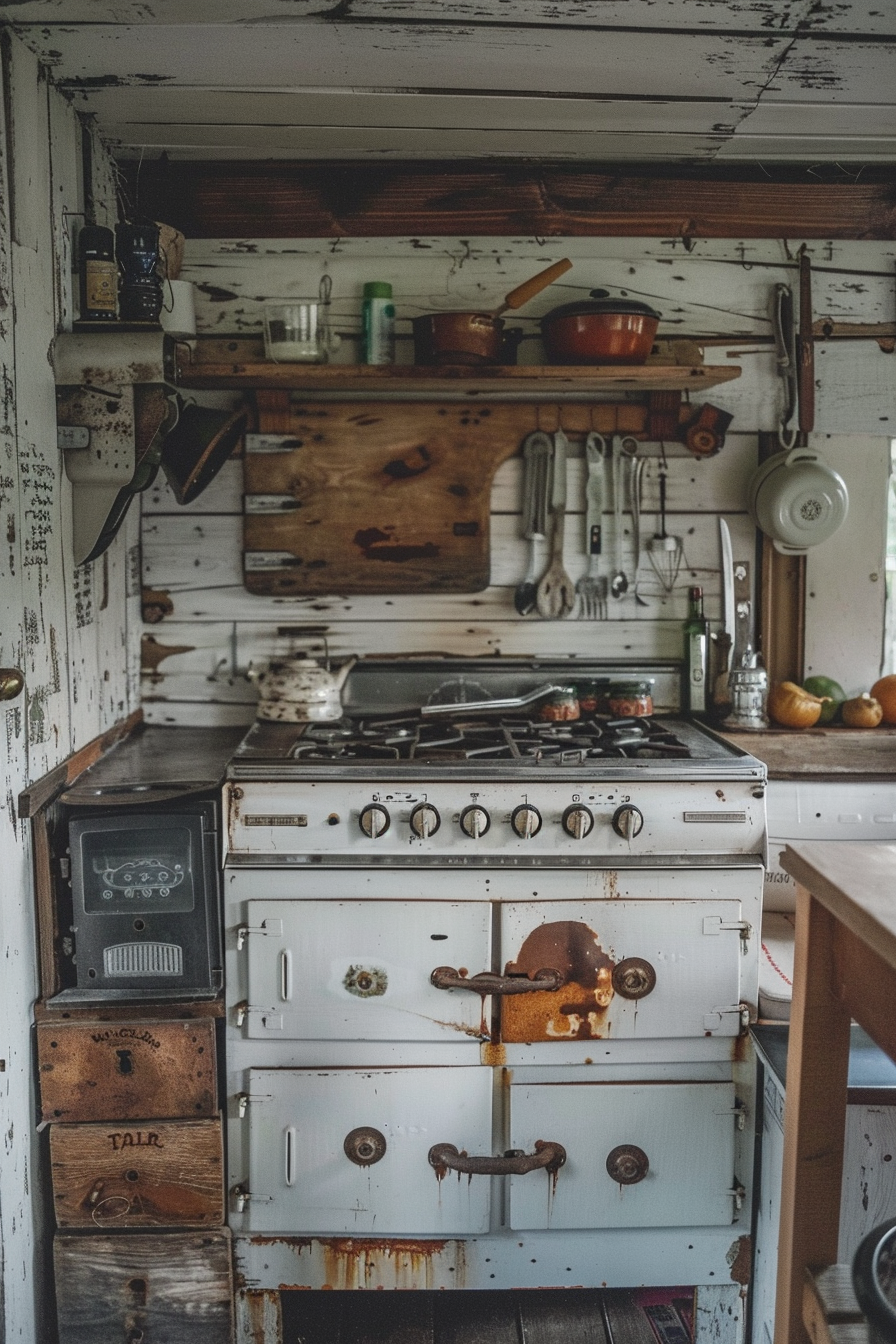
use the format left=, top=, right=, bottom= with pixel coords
left=612, top=957, right=657, bottom=1000
left=606, top=1144, right=649, bottom=1185
left=344, top=1127, right=387, bottom=1167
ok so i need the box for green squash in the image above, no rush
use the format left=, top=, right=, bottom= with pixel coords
left=803, top=675, right=845, bottom=723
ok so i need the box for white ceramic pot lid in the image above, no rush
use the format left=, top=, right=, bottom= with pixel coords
left=749, top=448, right=848, bottom=554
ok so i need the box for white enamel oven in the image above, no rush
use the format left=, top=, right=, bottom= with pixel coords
left=223, top=765, right=764, bottom=1308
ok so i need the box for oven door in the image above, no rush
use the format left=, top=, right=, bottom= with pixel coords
left=509, top=1080, right=738, bottom=1229
left=242, top=899, right=492, bottom=1040
left=500, top=897, right=746, bottom=1042
left=244, top=1066, right=492, bottom=1234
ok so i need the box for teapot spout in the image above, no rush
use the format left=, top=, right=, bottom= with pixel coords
left=335, top=656, right=358, bottom=691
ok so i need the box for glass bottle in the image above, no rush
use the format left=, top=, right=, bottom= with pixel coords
left=683, top=585, right=710, bottom=716
left=78, top=225, right=117, bottom=321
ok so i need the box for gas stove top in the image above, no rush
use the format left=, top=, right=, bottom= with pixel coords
left=229, top=660, right=764, bottom=785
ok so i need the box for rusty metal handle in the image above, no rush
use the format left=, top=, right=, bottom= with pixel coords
left=429, top=1140, right=567, bottom=1177
left=430, top=966, right=563, bottom=995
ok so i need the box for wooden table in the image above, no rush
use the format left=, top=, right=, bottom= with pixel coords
left=776, top=841, right=896, bottom=1344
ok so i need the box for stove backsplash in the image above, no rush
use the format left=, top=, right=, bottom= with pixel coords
left=341, top=658, right=684, bottom=716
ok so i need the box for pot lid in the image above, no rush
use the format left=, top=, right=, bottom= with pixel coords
left=542, top=289, right=661, bottom=322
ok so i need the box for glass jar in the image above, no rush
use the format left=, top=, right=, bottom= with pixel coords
left=607, top=680, right=654, bottom=717
left=538, top=686, right=580, bottom=722
left=576, top=679, right=610, bottom=715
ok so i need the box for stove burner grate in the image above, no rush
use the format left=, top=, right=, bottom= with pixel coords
left=287, top=713, right=695, bottom=764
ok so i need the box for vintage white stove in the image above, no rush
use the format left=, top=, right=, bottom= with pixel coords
left=222, top=660, right=765, bottom=1336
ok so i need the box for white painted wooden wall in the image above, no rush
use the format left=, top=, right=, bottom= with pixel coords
left=0, top=32, right=137, bottom=1344
left=142, top=237, right=896, bottom=723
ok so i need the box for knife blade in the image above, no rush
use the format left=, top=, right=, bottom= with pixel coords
left=719, top=518, right=734, bottom=672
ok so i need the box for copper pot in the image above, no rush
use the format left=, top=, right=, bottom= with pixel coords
left=542, top=290, right=660, bottom=365
left=412, top=313, right=526, bottom=366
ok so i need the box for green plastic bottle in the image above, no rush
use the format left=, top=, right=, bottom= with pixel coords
left=362, top=282, right=395, bottom=365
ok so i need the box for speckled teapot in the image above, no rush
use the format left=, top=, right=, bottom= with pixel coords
left=248, top=652, right=357, bottom=723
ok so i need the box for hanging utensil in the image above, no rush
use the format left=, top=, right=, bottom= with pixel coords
left=610, top=437, right=628, bottom=600
left=647, top=449, right=683, bottom=593
left=575, top=432, right=607, bottom=619
left=536, top=428, right=575, bottom=619
left=514, top=431, right=553, bottom=616
left=628, top=449, right=648, bottom=608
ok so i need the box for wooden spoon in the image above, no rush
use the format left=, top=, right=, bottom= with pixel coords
left=492, top=258, right=572, bottom=318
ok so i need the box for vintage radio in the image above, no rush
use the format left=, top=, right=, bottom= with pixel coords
left=57, top=803, right=223, bottom=1001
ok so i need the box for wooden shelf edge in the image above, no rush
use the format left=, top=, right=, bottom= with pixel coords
left=175, top=359, right=741, bottom=396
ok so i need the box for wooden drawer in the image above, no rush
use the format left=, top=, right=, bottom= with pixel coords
left=54, top=1230, right=233, bottom=1344
left=50, top=1117, right=224, bottom=1228
left=38, top=1018, right=217, bottom=1123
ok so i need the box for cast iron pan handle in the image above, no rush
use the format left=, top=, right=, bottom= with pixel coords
left=430, top=966, right=564, bottom=995
left=429, top=1140, right=567, bottom=1177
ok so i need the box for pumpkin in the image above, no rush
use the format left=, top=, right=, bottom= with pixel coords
left=841, top=694, right=884, bottom=728
left=767, top=681, right=828, bottom=729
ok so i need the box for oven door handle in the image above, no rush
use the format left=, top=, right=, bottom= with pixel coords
left=430, top=966, right=564, bottom=995
left=429, top=1141, right=567, bottom=1177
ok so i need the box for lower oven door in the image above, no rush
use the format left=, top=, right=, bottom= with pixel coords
left=500, top=898, right=746, bottom=1041
left=245, top=1066, right=492, bottom=1235
left=509, top=1080, right=737, bottom=1230
left=242, top=899, right=491, bottom=1040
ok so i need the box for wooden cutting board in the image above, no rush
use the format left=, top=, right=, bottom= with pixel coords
left=243, top=398, right=530, bottom=594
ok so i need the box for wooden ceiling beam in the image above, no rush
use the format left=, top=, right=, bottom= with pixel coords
left=118, top=160, right=896, bottom=240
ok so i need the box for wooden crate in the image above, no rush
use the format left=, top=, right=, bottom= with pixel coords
left=38, top=1018, right=217, bottom=1123
left=50, top=1117, right=224, bottom=1228
left=54, top=1229, right=233, bottom=1344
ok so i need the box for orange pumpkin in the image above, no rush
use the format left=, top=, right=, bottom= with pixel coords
left=870, top=675, right=896, bottom=724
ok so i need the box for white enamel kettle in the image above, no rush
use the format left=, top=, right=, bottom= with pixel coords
left=248, top=638, right=357, bottom=723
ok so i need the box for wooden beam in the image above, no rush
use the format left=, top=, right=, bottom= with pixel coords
left=119, top=161, right=896, bottom=240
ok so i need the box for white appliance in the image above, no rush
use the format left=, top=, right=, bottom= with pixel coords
left=222, top=659, right=765, bottom=1336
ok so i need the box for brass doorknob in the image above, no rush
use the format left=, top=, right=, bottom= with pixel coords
left=0, top=669, right=24, bottom=702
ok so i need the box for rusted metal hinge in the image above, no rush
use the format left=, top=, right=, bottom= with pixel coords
left=729, top=1182, right=747, bottom=1216
left=236, top=918, right=283, bottom=951
left=237, top=1091, right=272, bottom=1119
left=230, top=1183, right=274, bottom=1214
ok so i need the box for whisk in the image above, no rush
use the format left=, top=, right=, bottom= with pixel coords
left=647, top=452, right=683, bottom=593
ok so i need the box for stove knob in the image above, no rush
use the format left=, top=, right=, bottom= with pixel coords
left=562, top=805, right=594, bottom=840
left=612, top=804, right=644, bottom=841
left=460, top=805, right=490, bottom=839
left=359, top=803, right=390, bottom=839
left=410, top=803, right=441, bottom=839
left=511, top=804, right=542, bottom=840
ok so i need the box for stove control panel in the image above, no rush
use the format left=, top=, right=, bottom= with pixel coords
left=227, top=780, right=766, bottom=861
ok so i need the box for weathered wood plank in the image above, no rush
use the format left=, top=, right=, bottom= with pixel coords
left=119, top=163, right=896, bottom=239
left=37, top=1018, right=218, bottom=1124
left=30, top=24, right=789, bottom=101
left=54, top=1229, right=234, bottom=1344
left=50, top=1118, right=225, bottom=1229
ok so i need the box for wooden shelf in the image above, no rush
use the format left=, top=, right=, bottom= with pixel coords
left=175, top=355, right=741, bottom=399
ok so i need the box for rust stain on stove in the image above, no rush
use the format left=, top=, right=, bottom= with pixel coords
left=727, top=1235, right=752, bottom=1285
left=318, top=1237, right=462, bottom=1290
left=502, top=921, right=615, bottom=1042
left=481, top=1041, right=506, bottom=1066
